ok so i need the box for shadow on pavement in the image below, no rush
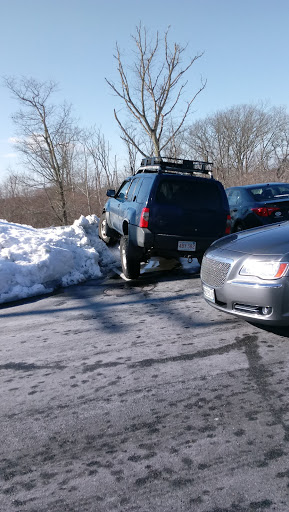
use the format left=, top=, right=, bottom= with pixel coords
left=248, top=321, right=289, bottom=339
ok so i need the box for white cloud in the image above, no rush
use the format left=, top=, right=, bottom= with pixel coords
left=8, top=137, right=18, bottom=144
left=3, top=152, right=17, bottom=158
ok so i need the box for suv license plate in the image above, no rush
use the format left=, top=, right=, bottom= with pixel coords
left=178, top=241, right=196, bottom=251
left=203, top=284, right=215, bottom=303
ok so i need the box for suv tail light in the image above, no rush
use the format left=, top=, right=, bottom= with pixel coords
left=251, top=207, right=280, bottom=217
left=225, top=214, right=231, bottom=234
left=139, top=207, right=149, bottom=228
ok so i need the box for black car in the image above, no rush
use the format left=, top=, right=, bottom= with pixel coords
left=99, top=157, right=231, bottom=279
left=226, top=182, right=289, bottom=232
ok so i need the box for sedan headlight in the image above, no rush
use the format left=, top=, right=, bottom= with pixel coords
left=239, top=261, right=289, bottom=280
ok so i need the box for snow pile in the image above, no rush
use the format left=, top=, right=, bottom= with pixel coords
left=0, top=215, right=120, bottom=304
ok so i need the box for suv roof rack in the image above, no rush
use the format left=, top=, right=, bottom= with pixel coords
left=138, top=157, right=213, bottom=177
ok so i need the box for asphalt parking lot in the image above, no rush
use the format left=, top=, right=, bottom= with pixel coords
left=1, top=264, right=289, bottom=511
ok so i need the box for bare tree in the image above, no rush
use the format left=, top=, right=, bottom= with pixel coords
left=80, top=127, right=121, bottom=208
left=106, top=23, right=206, bottom=157
left=186, top=104, right=289, bottom=186
left=270, top=108, right=289, bottom=180
left=121, top=128, right=139, bottom=175
left=3, top=76, right=81, bottom=225
left=0, top=171, right=53, bottom=227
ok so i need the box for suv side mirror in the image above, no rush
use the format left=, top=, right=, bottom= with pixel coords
left=106, top=189, right=115, bottom=197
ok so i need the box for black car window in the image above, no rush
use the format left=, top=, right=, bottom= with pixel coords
left=273, top=184, right=289, bottom=198
left=155, top=179, right=222, bottom=209
left=249, top=188, right=264, bottom=201
left=115, top=180, right=132, bottom=201
left=262, top=188, right=274, bottom=200
left=250, top=185, right=289, bottom=202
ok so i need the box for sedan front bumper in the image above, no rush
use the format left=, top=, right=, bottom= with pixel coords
left=201, top=250, right=289, bottom=325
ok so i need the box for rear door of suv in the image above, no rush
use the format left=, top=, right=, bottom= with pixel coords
left=148, top=175, right=228, bottom=239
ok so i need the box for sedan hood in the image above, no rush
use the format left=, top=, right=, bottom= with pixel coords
left=211, top=222, right=289, bottom=255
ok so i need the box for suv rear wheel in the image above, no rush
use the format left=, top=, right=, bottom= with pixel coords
left=120, top=236, right=141, bottom=279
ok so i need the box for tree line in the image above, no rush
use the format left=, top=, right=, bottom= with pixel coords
left=1, top=25, right=289, bottom=228
left=184, top=103, right=289, bottom=187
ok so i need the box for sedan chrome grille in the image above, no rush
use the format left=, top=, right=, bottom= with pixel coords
left=201, top=255, right=231, bottom=288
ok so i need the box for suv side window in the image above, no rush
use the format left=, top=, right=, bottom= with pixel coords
left=126, top=178, right=141, bottom=202
left=136, top=177, right=154, bottom=204
left=115, top=180, right=132, bottom=201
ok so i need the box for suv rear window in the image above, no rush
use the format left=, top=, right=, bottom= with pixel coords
left=155, top=179, right=222, bottom=209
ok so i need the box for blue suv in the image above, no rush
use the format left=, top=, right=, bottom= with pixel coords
left=99, top=157, right=231, bottom=279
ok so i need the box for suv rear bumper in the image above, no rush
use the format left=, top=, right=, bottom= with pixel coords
left=130, top=225, right=154, bottom=248
left=130, top=225, right=221, bottom=258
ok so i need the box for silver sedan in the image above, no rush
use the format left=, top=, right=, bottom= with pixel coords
left=200, top=222, right=289, bottom=325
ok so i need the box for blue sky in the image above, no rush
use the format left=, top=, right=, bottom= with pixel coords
left=1, top=0, right=289, bottom=179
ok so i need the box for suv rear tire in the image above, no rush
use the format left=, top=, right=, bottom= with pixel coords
left=120, top=236, right=141, bottom=279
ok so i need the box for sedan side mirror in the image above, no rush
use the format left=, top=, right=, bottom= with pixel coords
left=106, top=189, right=115, bottom=197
